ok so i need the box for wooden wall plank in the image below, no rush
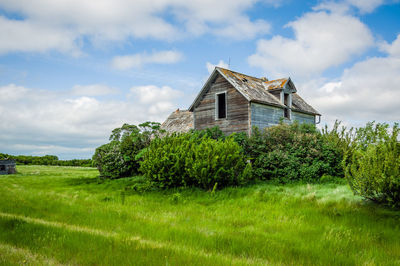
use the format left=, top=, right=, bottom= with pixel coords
left=194, top=73, right=249, bottom=134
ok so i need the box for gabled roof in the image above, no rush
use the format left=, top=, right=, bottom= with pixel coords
left=161, top=109, right=194, bottom=133
left=189, top=67, right=320, bottom=116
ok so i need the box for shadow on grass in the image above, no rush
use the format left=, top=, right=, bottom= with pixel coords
left=61, top=175, right=156, bottom=195
left=64, top=177, right=103, bottom=186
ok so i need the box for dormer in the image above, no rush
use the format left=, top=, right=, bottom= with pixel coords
left=262, top=77, right=296, bottom=120
left=281, top=79, right=297, bottom=120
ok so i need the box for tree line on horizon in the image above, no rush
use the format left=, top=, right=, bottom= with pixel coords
left=0, top=153, right=92, bottom=167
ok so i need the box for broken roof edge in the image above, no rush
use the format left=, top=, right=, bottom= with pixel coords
left=160, top=109, right=194, bottom=134
left=216, top=67, right=295, bottom=96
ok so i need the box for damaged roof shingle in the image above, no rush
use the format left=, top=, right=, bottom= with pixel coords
left=161, top=109, right=194, bottom=133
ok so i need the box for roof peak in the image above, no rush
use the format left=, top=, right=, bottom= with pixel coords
left=215, top=66, right=289, bottom=85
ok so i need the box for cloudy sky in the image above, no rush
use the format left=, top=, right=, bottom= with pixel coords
left=0, top=0, right=399, bottom=159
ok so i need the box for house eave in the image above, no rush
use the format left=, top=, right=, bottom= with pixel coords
left=188, top=68, right=220, bottom=111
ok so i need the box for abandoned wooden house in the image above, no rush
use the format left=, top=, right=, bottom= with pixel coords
left=162, top=67, right=320, bottom=135
left=0, top=159, right=16, bottom=175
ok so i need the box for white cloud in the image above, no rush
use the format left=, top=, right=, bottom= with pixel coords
left=206, top=60, right=229, bottom=74
left=111, top=50, right=183, bottom=70
left=345, top=0, right=385, bottom=13
left=0, top=0, right=273, bottom=55
left=306, top=34, right=400, bottom=126
left=0, top=83, right=183, bottom=159
left=212, top=17, right=270, bottom=40
left=71, top=84, right=119, bottom=96
left=0, top=83, right=29, bottom=101
left=129, top=85, right=183, bottom=104
left=314, top=0, right=385, bottom=14
left=0, top=16, right=79, bottom=55
left=248, top=8, right=374, bottom=78
left=379, top=35, right=400, bottom=57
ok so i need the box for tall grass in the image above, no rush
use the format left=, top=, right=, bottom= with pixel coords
left=0, top=165, right=399, bottom=265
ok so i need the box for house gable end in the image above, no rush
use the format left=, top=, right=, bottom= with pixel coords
left=283, top=78, right=297, bottom=93
left=189, top=67, right=250, bottom=111
left=192, top=71, right=249, bottom=134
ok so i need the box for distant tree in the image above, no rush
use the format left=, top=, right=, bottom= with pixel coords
left=93, top=122, right=164, bottom=179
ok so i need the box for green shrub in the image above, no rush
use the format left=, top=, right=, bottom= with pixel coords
left=139, top=133, right=251, bottom=189
left=92, top=122, right=163, bottom=179
left=92, top=141, right=129, bottom=179
left=344, top=122, right=400, bottom=208
left=190, top=126, right=226, bottom=140
left=248, top=122, right=343, bottom=182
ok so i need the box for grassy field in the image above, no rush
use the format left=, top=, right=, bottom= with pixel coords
left=0, top=166, right=399, bottom=265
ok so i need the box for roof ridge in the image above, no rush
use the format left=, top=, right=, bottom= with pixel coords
left=215, top=67, right=262, bottom=81
left=215, top=67, right=288, bottom=83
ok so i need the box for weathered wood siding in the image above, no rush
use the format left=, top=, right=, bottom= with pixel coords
left=194, top=74, right=249, bottom=135
left=251, top=103, right=316, bottom=131
left=291, top=111, right=315, bottom=124
left=250, top=102, right=283, bottom=131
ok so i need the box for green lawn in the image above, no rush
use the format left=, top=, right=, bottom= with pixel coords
left=0, top=165, right=399, bottom=265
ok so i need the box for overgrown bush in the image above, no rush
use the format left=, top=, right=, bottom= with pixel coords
left=190, top=126, right=226, bottom=140
left=344, top=122, right=400, bottom=208
left=247, top=121, right=343, bottom=183
left=92, top=141, right=129, bottom=178
left=190, top=126, right=248, bottom=148
left=92, top=122, right=163, bottom=179
left=139, top=133, right=251, bottom=189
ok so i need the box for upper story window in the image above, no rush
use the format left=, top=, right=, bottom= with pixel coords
left=283, top=92, right=291, bottom=119
left=216, top=92, right=227, bottom=119
left=284, top=93, right=289, bottom=106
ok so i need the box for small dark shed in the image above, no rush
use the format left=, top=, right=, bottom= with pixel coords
left=0, top=160, right=17, bottom=175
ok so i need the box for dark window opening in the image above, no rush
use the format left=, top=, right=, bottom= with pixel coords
left=284, top=108, right=289, bottom=119
left=0, top=165, right=5, bottom=171
left=283, top=93, right=291, bottom=119
left=217, top=93, right=226, bottom=119
left=242, top=78, right=248, bottom=82
left=284, top=93, right=289, bottom=106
